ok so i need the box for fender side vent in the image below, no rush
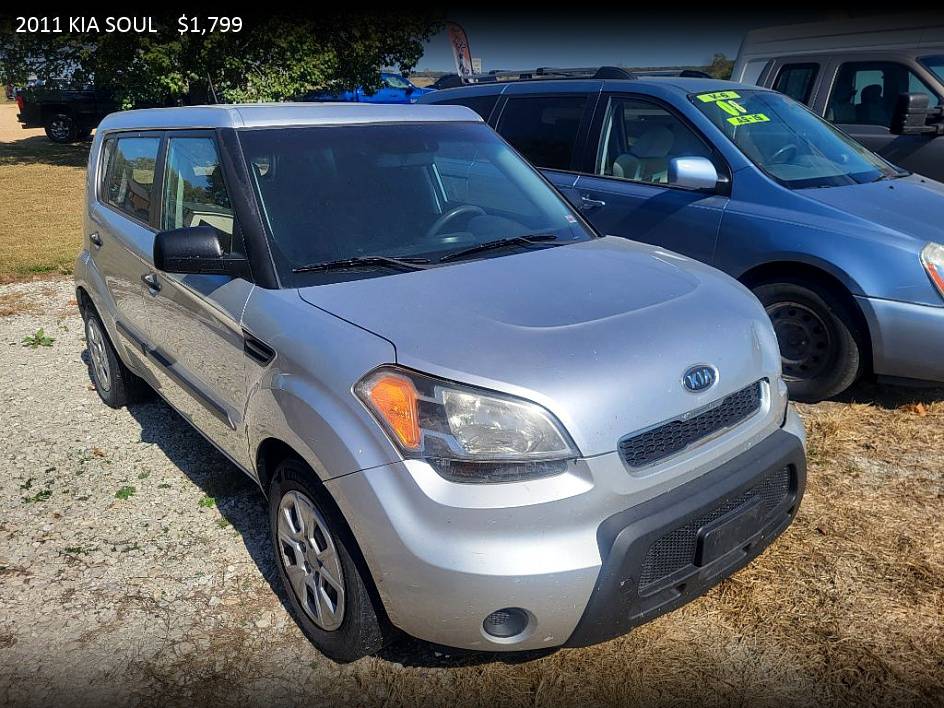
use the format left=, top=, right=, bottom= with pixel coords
left=243, top=330, right=275, bottom=366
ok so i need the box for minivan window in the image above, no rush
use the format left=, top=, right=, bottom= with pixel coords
left=434, top=94, right=499, bottom=122
left=827, top=61, right=940, bottom=127
left=596, top=97, right=715, bottom=185
left=101, top=136, right=161, bottom=224
left=692, top=89, right=898, bottom=188
left=773, top=63, right=818, bottom=104
left=497, top=95, right=588, bottom=171
left=161, top=137, right=234, bottom=236
left=239, top=122, right=593, bottom=283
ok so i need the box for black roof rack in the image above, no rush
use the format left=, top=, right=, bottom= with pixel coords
left=456, top=65, right=638, bottom=85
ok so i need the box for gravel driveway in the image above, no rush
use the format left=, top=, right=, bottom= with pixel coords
left=1, top=278, right=942, bottom=708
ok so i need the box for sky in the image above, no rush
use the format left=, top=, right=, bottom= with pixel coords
left=416, top=11, right=826, bottom=73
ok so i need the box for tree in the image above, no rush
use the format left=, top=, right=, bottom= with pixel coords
left=706, top=52, right=735, bottom=81
left=0, top=13, right=443, bottom=106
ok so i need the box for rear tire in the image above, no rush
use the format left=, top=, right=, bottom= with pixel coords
left=81, top=308, right=146, bottom=408
left=269, top=457, right=390, bottom=662
left=45, top=113, right=77, bottom=143
left=753, top=280, right=863, bottom=402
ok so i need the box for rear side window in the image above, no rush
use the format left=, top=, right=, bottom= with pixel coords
left=161, top=136, right=234, bottom=236
left=496, top=95, right=587, bottom=170
left=434, top=94, right=499, bottom=121
left=773, top=63, right=819, bottom=104
left=101, top=136, right=161, bottom=224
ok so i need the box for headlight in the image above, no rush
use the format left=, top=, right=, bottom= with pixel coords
left=921, top=242, right=944, bottom=300
left=355, top=366, right=578, bottom=483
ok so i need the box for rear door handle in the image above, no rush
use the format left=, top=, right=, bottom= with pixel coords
left=142, top=273, right=161, bottom=292
left=89, top=232, right=102, bottom=248
left=580, top=195, right=606, bottom=210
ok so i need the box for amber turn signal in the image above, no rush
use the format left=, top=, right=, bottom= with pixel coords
left=365, top=374, right=421, bottom=449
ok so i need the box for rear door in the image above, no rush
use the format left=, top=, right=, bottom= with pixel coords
left=820, top=54, right=944, bottom=177
left=570, top=93, right=728, bottom=265
left=492, top=88, right=598, bottom=207
left=90, top=131, right=162, bottom=363
left=141, top=130, right=254, bottom=465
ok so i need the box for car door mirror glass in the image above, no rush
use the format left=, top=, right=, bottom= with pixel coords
left=668, top=156, right=720, bottom=191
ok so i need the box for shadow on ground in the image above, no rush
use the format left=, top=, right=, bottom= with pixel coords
left=834, top=377, right=944, bottom=409
left=0, top=135, right=91, bottom=167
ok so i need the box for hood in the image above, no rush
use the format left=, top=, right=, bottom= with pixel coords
left=796, top=174, right=944, bottom=246
left=299, top=237, right=783, bottom=456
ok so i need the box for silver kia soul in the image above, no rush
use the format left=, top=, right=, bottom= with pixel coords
left=75, top=103, right=807, bottom=661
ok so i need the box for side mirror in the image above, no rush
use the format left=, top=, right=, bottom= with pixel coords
left=890, top=92, right=944, bottom=135
left=668, top=156, right=721, bottom=191
left=153, top=225, right=247, bottom=277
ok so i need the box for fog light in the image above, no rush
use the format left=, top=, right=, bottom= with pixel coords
left=483, top=607, right=529, bottom=638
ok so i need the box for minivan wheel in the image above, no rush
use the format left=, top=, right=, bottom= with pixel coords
left=753, top=281, right=862, bottom=402
left=269, top=458, right=389, bottom=662
left=82, top=310, right=145, bottom=408
left=45, top=114, right=77, bottom=143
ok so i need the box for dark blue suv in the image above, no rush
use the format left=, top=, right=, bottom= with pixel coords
left=421, top=77, right=944, bottom=401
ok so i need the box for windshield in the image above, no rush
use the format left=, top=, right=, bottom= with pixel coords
left=239, top=122, right=593, bottom=284
left=382, top=74, right=412, bottom=89
left=691, top=89, right=900, bottom=188
left=920, top=55, right=944, bottom=84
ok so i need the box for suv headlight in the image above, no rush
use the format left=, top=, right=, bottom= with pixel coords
left=355, top=366, right=578, bottom=483
left=921, top=242, right=944, bottom=300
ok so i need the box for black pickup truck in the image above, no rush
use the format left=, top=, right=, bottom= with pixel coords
left=15, top=82, right=118, bottom=143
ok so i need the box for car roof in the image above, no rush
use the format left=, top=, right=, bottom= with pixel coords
left=421, top=76, right=768, bottom=100
left=97, top=102, right=482, bottom=132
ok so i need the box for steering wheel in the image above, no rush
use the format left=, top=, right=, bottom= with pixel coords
left=769, top=144, right=798, bottom=164
left=425, top=205, right=486, bottom=239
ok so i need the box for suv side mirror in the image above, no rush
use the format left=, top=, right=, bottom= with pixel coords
left=153, top=225, right=248, bottom=277
left=668, top=156, right=721, bottom=191
left=890, top=92, right=943, bottom=135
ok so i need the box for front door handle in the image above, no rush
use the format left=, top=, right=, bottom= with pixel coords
left=142, top=272, right=161, bottom=292
left=580, top=195, right=606, bottom=210
left=89, top=232, right=102, bottom=248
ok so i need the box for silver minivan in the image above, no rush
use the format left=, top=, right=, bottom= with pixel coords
left=75, top=103, right=807, bottom=661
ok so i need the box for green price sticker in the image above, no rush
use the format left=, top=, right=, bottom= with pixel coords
left=727, top=113, right=770, bottom=126
left=697, top=91, right=740, bottom=103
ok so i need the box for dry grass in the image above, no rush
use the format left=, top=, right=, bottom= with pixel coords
left=0, top=103, right=88, bottom=282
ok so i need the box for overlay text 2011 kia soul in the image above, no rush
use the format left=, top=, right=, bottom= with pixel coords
left=75, top=103, right=807, bottom=661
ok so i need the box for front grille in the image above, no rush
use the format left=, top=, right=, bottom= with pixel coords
left=638, top=465, right=791, bottom=589
left=619, top=381, right=763, bottom=469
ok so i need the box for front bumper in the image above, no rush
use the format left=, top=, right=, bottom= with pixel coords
left=326, top=409, right=806, bottom=652
left=857, top=295, right=944, bottom=383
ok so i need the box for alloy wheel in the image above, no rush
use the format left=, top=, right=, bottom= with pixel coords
left=277, top=490, right=346, bottom=631
left=85, top=318, right=112, bottom=393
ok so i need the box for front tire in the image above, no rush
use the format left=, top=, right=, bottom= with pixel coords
left=753, top=280, right=863, bottom=402
left=269, top=458, right=389, bottom=662
left=45, top=114, right=77, bottom=143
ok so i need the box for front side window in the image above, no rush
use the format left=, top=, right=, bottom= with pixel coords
left=919, top=55, right=944, bottom=85
left=773, top=63, right=819, bottom=104
left=596, top=97, right=715, bottom=185
left=692, top=89, right=900, bottom=188
left=239, top=122, right=594, bottom=284
left=382, top=74, right=412, bottom=89
left=827, top=61, right=941, bottom=127
left=497, top=95, right=588, bottom=170
left=161, top=136, right=234, bottom=236
left=101, top=136, right=161, bottom=224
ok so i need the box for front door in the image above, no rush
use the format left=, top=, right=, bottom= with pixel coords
left=573, top=94, right=727, bottom=265
left=142, top=132, right=253, bottom=467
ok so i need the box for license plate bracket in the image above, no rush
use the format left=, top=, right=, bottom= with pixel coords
left=695, top=496, right=764, bottom=566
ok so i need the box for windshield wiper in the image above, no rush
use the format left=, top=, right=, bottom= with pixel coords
left=438, top=234, right=558, bottom=264
left=292, top=255, right=431, bottom=273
